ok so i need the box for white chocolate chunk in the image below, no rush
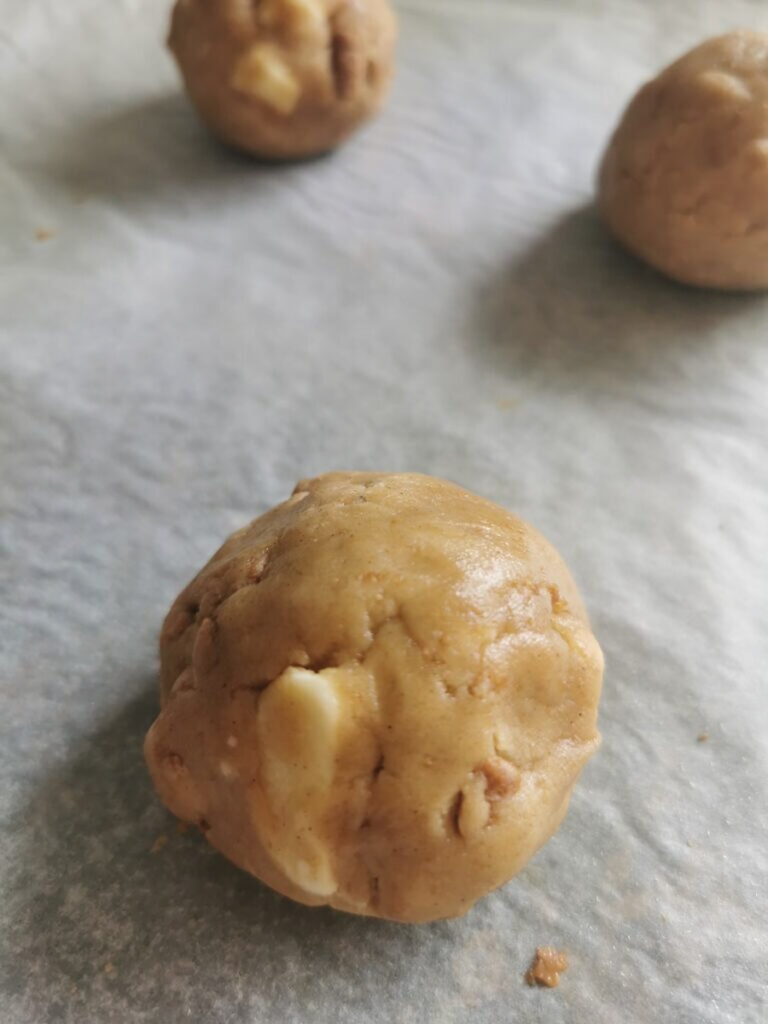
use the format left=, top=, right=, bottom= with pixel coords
left=749, top=138, right=768, bottom=160
left=260, top=0, right=325, bottom=37
left=230, top=45, right=301, bottom=114
left=257, top=667, right=342, bottom=896
left=258, top=666, right=341, bottom=801
left=695, top=69, right=752, bottom=101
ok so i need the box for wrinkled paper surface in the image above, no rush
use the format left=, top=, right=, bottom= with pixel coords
left=1, top=1, right=767, bottom=1021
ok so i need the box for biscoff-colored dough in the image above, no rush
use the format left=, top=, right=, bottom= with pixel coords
left=168, top=0, right=397, bottom=159
left=145, top=473, right=604, bottom=923
left=525, top=947, right=570, bottom=988
left=599, top=31, right=768, bottom=289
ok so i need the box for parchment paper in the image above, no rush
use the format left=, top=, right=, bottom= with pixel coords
left=1, top=2, right=767, bottom=1021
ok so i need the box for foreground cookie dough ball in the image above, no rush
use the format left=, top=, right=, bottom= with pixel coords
left=145, top=473, right=603, bottom=923
left=599, top=31, right=768, bottom=289
left=168, top=0, right=397, bottom=159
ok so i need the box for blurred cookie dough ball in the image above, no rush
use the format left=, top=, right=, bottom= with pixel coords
left=168, top=0, right=397, bottom=159
left=599, top=31, right=768, bottom=289
left=145, top=473, right=604, bottom=923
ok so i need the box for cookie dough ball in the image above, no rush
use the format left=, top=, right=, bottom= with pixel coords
left=145, top=473, right=603, bottom=923
left=168, top=0, right=397, bottom=159
left=599, top=31, right=768, bottom=289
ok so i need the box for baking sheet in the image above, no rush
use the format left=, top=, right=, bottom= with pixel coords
left=1, top=1, right=767, bottom=1021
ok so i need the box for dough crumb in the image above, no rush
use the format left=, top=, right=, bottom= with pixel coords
left=697, top=732, right=710, bottom=743
left=525, top=947, right=569, bottom=988
left=150, top=834, right=169, bottom=854
left=103, top=962, right=115, bottom=975
left=34, top=228, right=54, bottom=242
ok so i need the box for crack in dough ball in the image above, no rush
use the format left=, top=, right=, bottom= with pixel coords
left=144, top=473, right=604, bottom=923
left=168, top=0, right=397, bottom=158
left=599, top=31, right=768, bottom=289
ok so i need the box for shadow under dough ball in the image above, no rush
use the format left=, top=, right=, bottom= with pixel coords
left=168, top=0, right=397, bottom=159
left=145, top=472, right=604, bottom=924
left=599, top=31, right=768, bottom=290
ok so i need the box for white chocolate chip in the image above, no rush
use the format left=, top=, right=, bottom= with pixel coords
left=226, top=735, right=238, bottom=749
left=291, top=857, right=332, bottom=895
left=230, top=45, right=301, bottom=115
left=749, top=138, right=768, bottom=160
left=260, top=0, right=325, bottom=37
left=258, top=667, right=341, bottom=801
left=696, top=69, right=752, bottom=101
left=256, top=666, right=343, bottom=896
left=219, top=760, right=238, bottom=780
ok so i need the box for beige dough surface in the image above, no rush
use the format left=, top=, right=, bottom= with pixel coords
left=599, top=31, right=768, bottom=290
left=169, top=0, right=396, bottom=159
left=145, top=473, right=604, bottom=923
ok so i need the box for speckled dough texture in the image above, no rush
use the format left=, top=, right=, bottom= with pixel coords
left=599, top=31, right=768, bottom=289
left=145, top=473, right=604, bottom=923
left=169, top=0, right=397, bottom=158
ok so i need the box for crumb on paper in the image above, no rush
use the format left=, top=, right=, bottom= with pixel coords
left=103, top=963, right=115, bottom=975
left=525, top=947, right=569, bottom=988
left=496, top=397, right=518, bottom=411
left=176, top=820, right=190, bottom=836
left=34, top=228, right=55, bottom=242
left=69, top=983, right=78, bottom=995
left=697, top=732, right=709, bottom=743
left=150, top=834, right=169, bottom=854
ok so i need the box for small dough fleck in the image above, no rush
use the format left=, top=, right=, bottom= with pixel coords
left=168, top=0, right=397, bottom=159
left=144, top=472, right=604, bottom=923
left=599, top=31, right=768, bottom=289
left=150, top=834, right=169, bottom=854
left=525, top=947, right=569, bottom=988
